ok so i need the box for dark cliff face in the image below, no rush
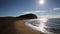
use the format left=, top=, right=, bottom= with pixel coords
left=0, top=14, right=39, bottom=34
left=16, top=13, right=37, bottom=19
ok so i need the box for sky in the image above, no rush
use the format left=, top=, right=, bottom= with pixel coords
left=0, top=0, right=60, bottom=18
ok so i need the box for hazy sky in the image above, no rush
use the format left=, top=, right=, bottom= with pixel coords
left=0, top=0, right=60, bottom=17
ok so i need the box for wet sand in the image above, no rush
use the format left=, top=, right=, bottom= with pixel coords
left=0, top=17, right=45, bottom=34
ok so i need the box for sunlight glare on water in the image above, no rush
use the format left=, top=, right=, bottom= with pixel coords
left=25, top=18, right=48, bottom=33
left=38, top=18, right=48, bottom=33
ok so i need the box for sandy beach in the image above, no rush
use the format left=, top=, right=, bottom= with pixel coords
left=0, top=17, right=45, bottom=34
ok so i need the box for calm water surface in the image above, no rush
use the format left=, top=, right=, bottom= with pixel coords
left=25, top=18, right=60, bottom=34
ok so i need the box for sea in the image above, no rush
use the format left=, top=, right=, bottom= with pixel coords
left=25, top=18, right=60, bottom=34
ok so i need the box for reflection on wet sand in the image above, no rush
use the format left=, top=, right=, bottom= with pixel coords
left=25, top=18, right=60, bottom=34
left=0, top=17, right=45, bottom=34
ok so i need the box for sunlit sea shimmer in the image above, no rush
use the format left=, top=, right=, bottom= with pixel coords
left=25, top=18, right=60, bottom=34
